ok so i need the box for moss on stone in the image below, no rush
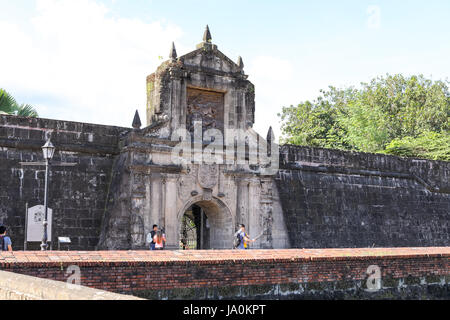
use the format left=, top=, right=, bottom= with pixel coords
left=217, top=285, right=241, bottom=298
left=335, top=280, right=355, bottom=291
left=382, top=275, right=398, bottom=288
left=425, top=275, right=442, bottom=284
left=280, top=282, right=300, bottom=293
left=132, top=290, right=159, bottom=300
left=306, top=282, right=325, bottom=291
left=170, top=287, right=198, bottom=300
left=404, top=275, right=421, bottom=286
left=248, top=284, right=274, bottom=296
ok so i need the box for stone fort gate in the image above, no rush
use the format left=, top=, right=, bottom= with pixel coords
left=97, top=26, right=289, bottom=250
left=2, top=26, right=448, bottom=251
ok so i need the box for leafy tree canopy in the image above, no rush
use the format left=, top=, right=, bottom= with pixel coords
left=0, top=89, right=38, bottom=117
left=279, top=74, right=450, bottom=161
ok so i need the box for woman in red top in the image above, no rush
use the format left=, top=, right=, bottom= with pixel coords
left=153, top=230, right=166, bottom=250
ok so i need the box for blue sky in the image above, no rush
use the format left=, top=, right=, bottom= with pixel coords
left=1, top=0, right=450, bottom=139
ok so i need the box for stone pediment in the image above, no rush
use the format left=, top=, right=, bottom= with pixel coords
left=179, top=45, right=244, bottom=76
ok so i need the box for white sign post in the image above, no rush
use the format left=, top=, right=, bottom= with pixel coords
left=27, top=205, right=52, bottom=243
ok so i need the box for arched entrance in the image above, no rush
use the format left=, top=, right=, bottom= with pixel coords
left=178, top=197, right=233, bottom=250
left=180, top=204, right=208, bottom=250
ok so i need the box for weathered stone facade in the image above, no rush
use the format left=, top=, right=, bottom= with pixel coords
left=0, top=27, right=448, bottom=251
left=98, top=31, right=286, bottom=250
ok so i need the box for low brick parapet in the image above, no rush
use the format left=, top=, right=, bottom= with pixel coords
left=2, top=247, right=450, bottom=265
left=1, top=248, right=449, bottom=299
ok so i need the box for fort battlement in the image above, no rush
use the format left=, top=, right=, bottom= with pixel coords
left=1, top=113, right=449, bottom=251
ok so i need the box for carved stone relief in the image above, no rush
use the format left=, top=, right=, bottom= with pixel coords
left=187, top=88, right=224, bottom=133
left=130, top=213, right=145, bottom=247
left=198, top=164, right=219, bottom=189
left=259, top=179, right=274, bottom=248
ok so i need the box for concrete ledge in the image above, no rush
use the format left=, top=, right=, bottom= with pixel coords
left=0, top=271, right=142, bottom=300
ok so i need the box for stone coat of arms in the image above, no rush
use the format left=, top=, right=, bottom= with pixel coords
left=198, top=165, right=219, bottom=189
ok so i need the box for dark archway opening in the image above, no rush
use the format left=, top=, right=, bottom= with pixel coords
left=180, top=204, right=210, bottom=250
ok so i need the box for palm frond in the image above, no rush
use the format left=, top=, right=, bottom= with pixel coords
left=15, top=104, right=39, bottom=117
left=0, top=89, right=39, bottom=117
left=0, top=88, right=18, bottom=114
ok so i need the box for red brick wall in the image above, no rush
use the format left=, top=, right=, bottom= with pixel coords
left=1, top=248, right=449, bottom=297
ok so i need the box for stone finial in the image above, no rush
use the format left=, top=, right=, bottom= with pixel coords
left=169, top=42, right=177, bottom=61
left=196, top=25, right=217, bottom=50
left=203, top=25, right=212, bottom=42
left=267, top=126, right=275, bottom=156
left=267, top=126, right=275, bottom=143
left=132, top=110, right=142, bottom=129
left=237, top=56, right=244, bottom=69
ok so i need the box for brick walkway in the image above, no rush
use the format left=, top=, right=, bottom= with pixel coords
left=1, top=247, right=449, bottom=266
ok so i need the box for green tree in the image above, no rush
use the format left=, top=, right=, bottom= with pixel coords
left=0, top=89, right=38, bottom=117
left=279, top=74, right=450, bottom=161
left=384, top=131, right=450, bottom=161
left=279, top=86, right=354, bottom=150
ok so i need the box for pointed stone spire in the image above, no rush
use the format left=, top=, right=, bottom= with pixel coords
left=267, top=126, right=275, bottom=156
left=267, top=126, right=275, bottom=144
left=203, top=25, right=212, bottom=42
left=237, top=56, right=244, bottom=69
left=169, top=42, right=177, bottom=61
left=132, top=110, right=142, bottom=129
left=196, top=25, right=217, bottom=50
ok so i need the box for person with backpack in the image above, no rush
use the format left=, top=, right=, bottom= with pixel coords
left=234, top=224, right=255, bottom=250
left=146, top=224, right=158, bottom=250
left=0, top=225, right=13, bottom=252
left=153, top=230, right=166, bottom=250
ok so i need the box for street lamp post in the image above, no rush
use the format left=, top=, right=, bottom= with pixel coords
left=20, top=140, right=76, bottom=251
left=41, top=139, right=55, bottom=251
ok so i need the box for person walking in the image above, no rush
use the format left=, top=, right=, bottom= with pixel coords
left=147, top=224, right=158, bottom=250
left=234, top=224, right=255, bottom=250
left=153, top=230, right=166, bottom=250
left=0, top=226, right=13, bottom=252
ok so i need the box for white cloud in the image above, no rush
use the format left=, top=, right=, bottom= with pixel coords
left=0, top=0, right=185, bottom=127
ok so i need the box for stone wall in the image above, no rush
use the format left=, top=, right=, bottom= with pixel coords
left=1, top=248, right=449, bottom=300
left=1, top=114, right=449, bottom=251
left=276, top=145, right=450, bottom=248
left=0, top=115, right=129, bottom=250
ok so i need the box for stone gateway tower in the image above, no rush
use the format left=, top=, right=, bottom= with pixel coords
left=97, top=26, right=290, bottom=250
